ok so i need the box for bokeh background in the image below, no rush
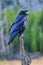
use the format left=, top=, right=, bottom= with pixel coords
left=0, top=0, right=43, bottom=59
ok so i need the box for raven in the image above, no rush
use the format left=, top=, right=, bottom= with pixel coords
left=8, top=10, right=28, bottom=45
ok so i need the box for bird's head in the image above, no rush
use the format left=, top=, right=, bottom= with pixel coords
left=19, top=10, right=29, bottom=16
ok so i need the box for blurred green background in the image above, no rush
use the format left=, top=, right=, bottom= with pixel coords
left=6, top=9, right=43, bottom=53
left=0, top=0, right=43, bottom=55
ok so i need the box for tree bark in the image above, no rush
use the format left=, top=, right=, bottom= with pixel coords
left=20, top=34, right=25, bottom=65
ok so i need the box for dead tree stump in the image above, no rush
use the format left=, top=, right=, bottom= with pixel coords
left=19, top=34, right=31, bottom=65
left=20, top=34, right=25, bottom=65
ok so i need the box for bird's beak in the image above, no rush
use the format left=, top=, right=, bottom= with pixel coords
left=24, top=10, right=29, bottom=15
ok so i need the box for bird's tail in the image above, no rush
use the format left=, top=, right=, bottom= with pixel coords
left=8, top=31, right=19, bottom=45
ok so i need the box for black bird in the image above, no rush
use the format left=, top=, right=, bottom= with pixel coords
left=8, top=10, right=28, bottom=45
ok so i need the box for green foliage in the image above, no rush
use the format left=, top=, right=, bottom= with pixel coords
left=24, top=10, right=43, bottom=52
left=6, top=9, right=43, bottom=53
left=39, top=10, right=43, bottom=52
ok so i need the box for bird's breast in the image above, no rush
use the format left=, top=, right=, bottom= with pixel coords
left=24, top=16, right=27, bottom=26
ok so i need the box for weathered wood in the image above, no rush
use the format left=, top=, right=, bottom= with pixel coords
left=20, top=34, right=25, bottom=65
left=19, top=34, right=31, bottom=65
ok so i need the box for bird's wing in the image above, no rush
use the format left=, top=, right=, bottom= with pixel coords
left=9, top=15, right=26, bottom=33
left=9, top=14, right=24, bottom=31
